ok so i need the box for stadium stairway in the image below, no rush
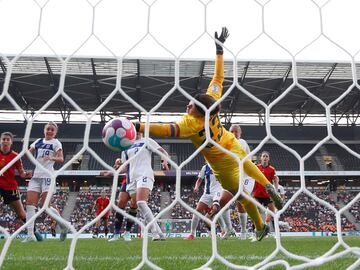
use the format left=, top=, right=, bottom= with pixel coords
left=160, top=191, right=172, bottom=218
left=317, top=145, right=344, bottom=171
left=337, top=200, right=360, bottom=231
left=57, top=191, right=79, bottom=232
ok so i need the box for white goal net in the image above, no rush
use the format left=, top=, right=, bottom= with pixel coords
left=0, top=0, right=360, bottom=269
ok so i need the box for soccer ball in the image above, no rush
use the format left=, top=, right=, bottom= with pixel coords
left=102, top=117, right=136, bottom=152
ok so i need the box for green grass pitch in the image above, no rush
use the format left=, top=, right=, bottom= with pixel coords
left=1, top=237, right=359, bottom=269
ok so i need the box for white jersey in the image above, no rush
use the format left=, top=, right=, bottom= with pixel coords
left=198, top=164, right=222, bottom=195
left=278, top=185, right=285, bottom=196
left=239, top=138, right=251, bottom=156
left=238, top=138, right=252, bottom=179
left=30, top=138, right=62, bottom=178
left=238, top=138, right=255, bottom=193
left=121, top=138, right=160, bottom=183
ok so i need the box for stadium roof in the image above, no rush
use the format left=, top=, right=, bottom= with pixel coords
left=1, top=57, right=359, bottom=125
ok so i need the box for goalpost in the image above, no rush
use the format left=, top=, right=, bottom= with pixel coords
left=0, top=0, right=360, bottom=269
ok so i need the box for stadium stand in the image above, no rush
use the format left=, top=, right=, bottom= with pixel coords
left=0, top=190, right=68, bottom=234
left=2, top=122, right=359, bottom=236
left=1, top=184, right=358, bottom=236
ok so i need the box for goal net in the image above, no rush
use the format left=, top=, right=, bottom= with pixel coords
left=0, top=0, right=359, bottom=269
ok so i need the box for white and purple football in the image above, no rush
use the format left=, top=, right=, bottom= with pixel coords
left=102, top=117, right=136, bottom=152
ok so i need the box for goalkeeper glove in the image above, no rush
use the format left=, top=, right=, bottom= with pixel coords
left=215, top=27, right=229, bottom=55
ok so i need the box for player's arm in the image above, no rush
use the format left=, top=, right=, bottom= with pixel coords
left=100, top=171, right=112, bottom=177
left=273, top=174, right=279, bottom=190
left=28, top=139, right=38, bottom=156
left=44, top=149, right=64, bottom=163
left=158, top=147, right=170, bottom=171
left=194, top=165, right=205, bottom=193
left=92, top=199, right=97, bottom=212
left=154, top=141, right=170, bottom=171
left=206, top=27, right=229, bottom=101
left=147, top=138, right=171, bottom=171
left=194, top=177, right=203, bottom=193
left=135, top=116, right=198, bottom=138
left=280, top=189, right=285, bottom=201
left=136, top=122, right=180, bottom=138
left=15, top=158, right=32, bottom=178
left=100, top=158, right=122, bottom=176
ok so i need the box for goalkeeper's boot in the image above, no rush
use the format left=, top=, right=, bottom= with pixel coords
left=265, top=184, right=283, bottom=210
left=255, top=224, right=270, bottom=242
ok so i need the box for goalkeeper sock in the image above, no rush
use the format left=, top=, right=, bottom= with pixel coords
left=238, top=198, right=263, bottom=231
left=26, top=205, right=36, bottom=237
left=243, top=160, right=271, bottom=187
left=125, top=207, right=137, bottom=232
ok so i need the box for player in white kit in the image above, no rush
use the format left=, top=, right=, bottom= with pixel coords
left=277, top=184, right=291, bottom=231
left=185, top=163, right=235, bottom=240
left=122, top=132, right=169, bottom=241
left=22, top=122, right=67, bottom=242
left=229, top=124, right=255, bottom=240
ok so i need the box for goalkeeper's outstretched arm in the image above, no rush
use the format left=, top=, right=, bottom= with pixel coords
left=206, top=27, right=229, bottom=101
left=134, top=27, right=230, bottom=138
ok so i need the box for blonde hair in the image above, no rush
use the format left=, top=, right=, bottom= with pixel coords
left=46, top=121, right=58, bottom=130
left=229, top=124, right=241, bottom=132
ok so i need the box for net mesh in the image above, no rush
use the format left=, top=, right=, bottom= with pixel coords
left=0, top=0, right=360, bottom=269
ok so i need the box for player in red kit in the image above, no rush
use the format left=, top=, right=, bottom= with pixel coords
left=92, top=190, right=110, bottom=238
left=252, top=151, right=279, bottom=232
left=0, top=132, right=35, bottom=233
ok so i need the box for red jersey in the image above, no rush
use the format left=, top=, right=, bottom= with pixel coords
left=252, top=164, right=276, bottom=199
left=121, top=176, right=126, bottom=186
left=0, top=150, right=22, bottom=190
left=96, top=196, right=110, bottom=216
